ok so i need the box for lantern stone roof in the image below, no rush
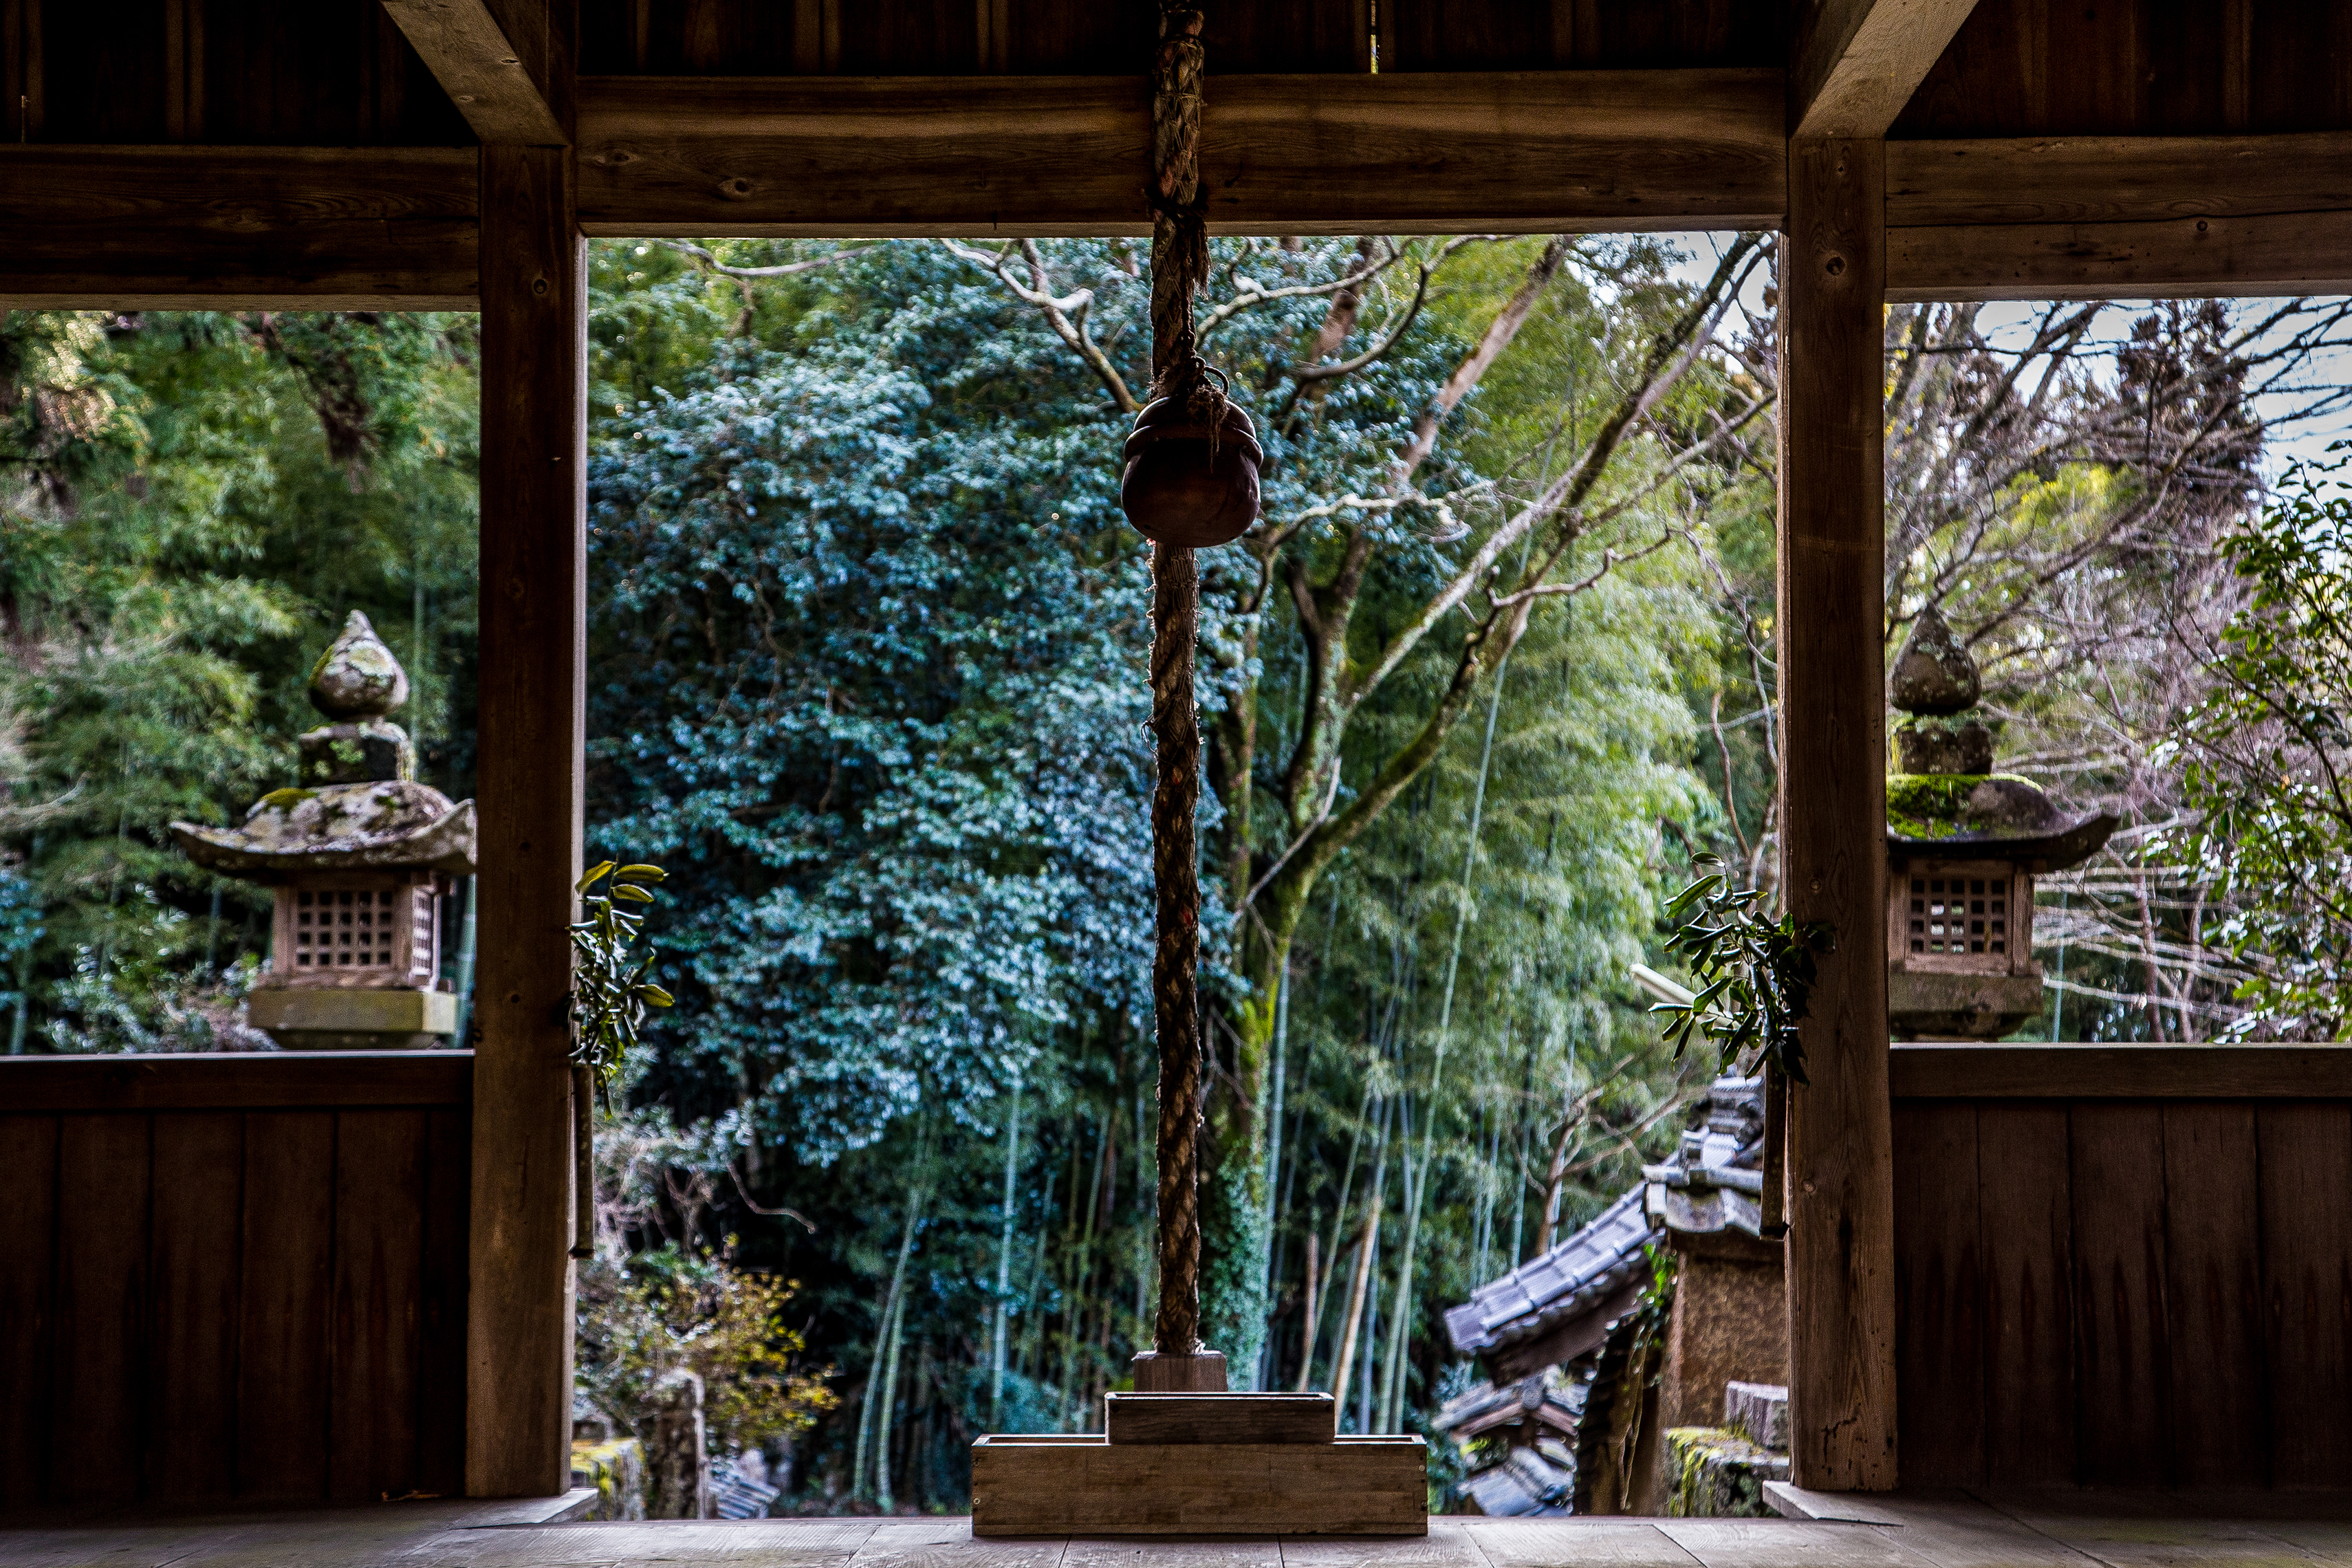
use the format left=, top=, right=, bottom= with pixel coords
left=1885, top=609, right=2117, bottom=873
left=171, top=611, right=477, bottom=880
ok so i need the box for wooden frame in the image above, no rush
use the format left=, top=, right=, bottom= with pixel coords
left=1892, top=1044, right=2352, bottom=1100
left=1886, top=859, right=2034, bottom=979
left=0, top=1050, right=472, bottom=1110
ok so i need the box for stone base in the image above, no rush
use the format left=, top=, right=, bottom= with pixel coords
left=1888, top=968, right=2043, bottom=1041
left=970, top=1435, right=1426, bottom=1535
left=1662, top=1426, right=1789, bottom=1518
left=249, top=986, right=457, bottom=1050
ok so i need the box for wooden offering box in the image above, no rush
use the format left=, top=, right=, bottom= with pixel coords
left=971, top=1393, right=1428, bottom=1536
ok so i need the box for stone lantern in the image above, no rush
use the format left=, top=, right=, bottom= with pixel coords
left=172, top=611, right=475, bottom=1048
left=1885, top=607, right=2117, bottom=1040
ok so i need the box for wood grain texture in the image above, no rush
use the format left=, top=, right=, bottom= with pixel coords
left=146, top=1112, right=246, bottom=1503
left=0, top=1114, right=59, bottom=1507
left=1382, top=0, right=1778, bottom=72
left=331, top=1109, right=429, bottom=1501
left=0, top=1049, right=475, bottom=1111
left=383, top=0, right=567, bottom=144
left=1789, top=0, right=1983, bottom=140
left=970, top=1436, right=1426, bottom=1535
left=1776, top=134, right=1896, bottom=1494
left=2159, top=1102, right=2267, bottom=1488
left=1972, top=1102, right=2073, bottom=1489
left=1889, top=1044, right=2352, bottom=1100
left=0, top=145, right=478, bottom=307
left=239, top=1111, right=337, bottom=1503
left=1105, top=1393, right=1337, bottom=1444
left=1886, top=133, right=2352, bottom=227
left=469, top=139, right=585, bottom=1501
left=2256, top=1101, right=2352, bottom=1490
left=1886, top=208, right=2352, bottom=303
left=52, top=1114, right=152, bottom=1504
left=420, top=1104, right=472, bottom=1496
left=1891, top=1100, right=1981, bottom=1486
left=574, top=71, right=1785, bottom=237
left=2067, top=1102, right=2170, bottom=1488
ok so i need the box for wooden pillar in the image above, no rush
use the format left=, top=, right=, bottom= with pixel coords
left=1777, top=135, right=1898, bottom=1492
left=468, top=141, right=586, bottom=1498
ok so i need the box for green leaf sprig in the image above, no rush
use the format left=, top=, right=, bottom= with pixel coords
left=1651, top=855, right=1830, bottom=1085
left=570, top=860, right=675, bottom=1105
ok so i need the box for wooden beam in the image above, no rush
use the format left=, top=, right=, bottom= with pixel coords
left=1891, top=1044, right=2352, bottom=1099
left=1886, top=133, right=2352, bottom=228
left=0, top=145, right=477, bottom=309
left=1790, top=0, right=1980, bottom=140
left=468, top=141, right=584, bottom=1501
left=1886, top=209, right=2352, bottom=301
left=1778, top=135, right=1899, bottom=1493
left=381, top=0, right=565, bottom=144
left=0, top=1051, right=472, bottom=1111
left=574, top=70, right=1786, bottom=238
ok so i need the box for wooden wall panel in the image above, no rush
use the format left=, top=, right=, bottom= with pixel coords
left=1892, top=1101, right=1983, bottom=1486
left=1382, top=0, right=1773, bottom=72
left=2162, top=1103, right=2268, bottom=1488
left=1895, top=0, right=2352, bottom=138
left=37, top=0, right=166, bottom=140
left=1974, top=1103, right=2073, bottom=1489
left=2257, top=1102, right=2352, bottom=1490
left=329, top=1109, right=429, bottom=1503
left=0, top=1115, right=59, bottom=1507
left=0, top=1060, right=470, bottom=1508
left=419, top=1106, right=472, bottom=1499
left=146, top=1113, right=246, bottom=1502
left=52, top=1115, right=152, bottom=1505
left=2068, top=1104, right=2173, bottom=1487
left=237, top=1110, right=337, bottom=1502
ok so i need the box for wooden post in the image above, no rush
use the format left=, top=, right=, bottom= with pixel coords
left=468, top=140, right=586, bottom=1498
left=1777, top=134, right=1899, bottom=1492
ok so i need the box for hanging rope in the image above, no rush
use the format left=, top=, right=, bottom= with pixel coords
left=1148, top=0, right=1213, bottom=1361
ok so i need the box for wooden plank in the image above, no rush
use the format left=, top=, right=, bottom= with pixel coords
left=0, top=1114, right=59, bottom=1507
left=1889, top=1044, right=2352, bottom=1100
left=2257, top=1101, right=2352, bottom=1491
left=330, top=1109, right=429, bottom=1502
left=1776, top=134, right=1897, bottom=1494
left=52, top=1114, right=152, bottom=1505
left=146, top=1112, right=246, bottom=1503
left=1464, top=1521, right=1706, bottom=1568
left=1790, top=0, right=1983, bottom=140
left=2067, top=1102, right=2170, bottom=1488
left=1655, top=1519, right=1921, bottom=1568
left=238, top=1111, right=337, bottom=1503
left=469, top=139, right=585, bottom=1501
left=0, top=146, right=478, bottom=309
left=0, top=1050, right=475, bottom=1112
left=969, top=1435, right=1426, bottom=1536
left=1974, top=1102, right=2073, bottom=1489
left=2160, top=1102, right=2268, bottom=1488
left=419, top=1104, right=471, bottom=1496
left=382, top=0, right=567, bottom=145
left=574, top=70, right=1786, bottom=237
left=1886, top=132, right=2352, bottom=227
left=1104, top=1392, right=1336, bottom=1444
left=1887, top=208, right=2352, bottom=303
left=1890, top=1100, right=1982, bottom=1486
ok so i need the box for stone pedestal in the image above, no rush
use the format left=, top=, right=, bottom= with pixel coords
left=248, top=986, right=457, bottom=1050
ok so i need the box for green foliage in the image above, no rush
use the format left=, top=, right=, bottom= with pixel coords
left=1654, top=857, right=1827, bottom=1084
left=1, top=307, right=479, bottom=1051
left=571, top=859, right=675, bottom=1098
left=576, top=1242, right=839, bottom=1455
left=2171, top=457, right=2352, bottom=1038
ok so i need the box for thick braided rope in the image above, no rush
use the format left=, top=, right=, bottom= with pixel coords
left=1148, top=0, right=1208, bottom=1360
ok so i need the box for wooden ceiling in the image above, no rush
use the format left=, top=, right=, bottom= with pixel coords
left=6, top=0, right=2352, bottom=307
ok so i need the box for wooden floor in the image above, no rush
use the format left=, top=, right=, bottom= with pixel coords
left=2, top=1489, right=2346, bottom=1568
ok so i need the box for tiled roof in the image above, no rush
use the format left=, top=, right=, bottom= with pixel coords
left=1442, top=1186, right=1657, bottom=1357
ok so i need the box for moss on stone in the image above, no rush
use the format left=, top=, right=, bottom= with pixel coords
left=1885, top=772, right=2036, bottom=838
left=256, top=787, right=318, bottom=812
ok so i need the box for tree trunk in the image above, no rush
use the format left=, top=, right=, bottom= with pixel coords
left=989, top=1074, right=1023, bottom=1428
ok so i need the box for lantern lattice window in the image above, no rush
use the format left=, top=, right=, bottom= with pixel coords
left=272, top=877, right=439, bottom=988
left=1887, top=858, right=2034, bottom=979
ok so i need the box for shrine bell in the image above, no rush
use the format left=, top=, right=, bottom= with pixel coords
left=172, top=611, right=476, bottom=1048
left=1884, top=607, right=2117, bottom=1041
